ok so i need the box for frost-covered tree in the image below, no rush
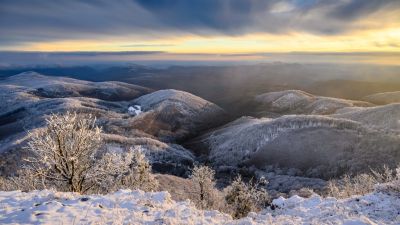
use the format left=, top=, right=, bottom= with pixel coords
left=128, top=147, right=159, bottom=191
left=190, top=165, right=218, bottom=209
left=24, top=112, right=103, bottom=193
left=6, top=112, right=158, bottom=194
left=225, top=176, right=269, bottom=219
left=90, top=146, right=158, bottom=193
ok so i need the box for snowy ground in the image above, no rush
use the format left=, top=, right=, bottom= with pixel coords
left=0, top=190, right=399, bottom=225
left=128, top=105, right=143, bottom=116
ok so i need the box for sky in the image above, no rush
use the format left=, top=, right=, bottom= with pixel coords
left=0, top=0, right=400, bottom=65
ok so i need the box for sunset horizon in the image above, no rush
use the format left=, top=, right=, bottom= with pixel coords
left=1, top=0, right=400, bottom=64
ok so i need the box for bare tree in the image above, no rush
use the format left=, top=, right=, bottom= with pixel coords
left=190, top=165, right=219, bottom=209
left=225, top=176, right=269, bottom=219
left=25, top=111, right=102, bottom=193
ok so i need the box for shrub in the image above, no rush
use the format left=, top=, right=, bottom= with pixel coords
left=326, top=165, right=397, bottom=198
left=190, top=165, right=219, bottom=210
left=127, top=147, right=159, bottom=191
left=224, top=176, right=269, bottom=219
left=90, top=146, right=158, bottom=193
left=16, top=111, right=157, bottom=194
left=376, top=166, right=400, bottom=195
left=0, top=175, right=9, bottom=191
left=23, top=112, right=102, bottom=193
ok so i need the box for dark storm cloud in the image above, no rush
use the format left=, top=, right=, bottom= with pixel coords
left=135, top=0, right=274, bottom=33
left=328, top=0, right=400, bottom=20
left=0, top=0, right=399, bottom=46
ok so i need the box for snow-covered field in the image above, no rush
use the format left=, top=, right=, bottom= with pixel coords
left=0, top=189, right=399, bottom=225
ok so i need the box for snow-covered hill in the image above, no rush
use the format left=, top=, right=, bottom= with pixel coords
left=1, top=71, right=151, bottom=103
left=0, top=73, right=226, bottom=176
left=364, top=91, right=400, bottom=105
left=0, top=189, right=398, bottom=224
left=131, top=89, right=227, bottom=141
left=255, top=90, right=372, bottom=116
left=333, top=103, right=400, bottom=131
left=190, top=115, right=400, bottom=178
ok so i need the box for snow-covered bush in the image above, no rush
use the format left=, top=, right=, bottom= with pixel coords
left=0, top=175, right=9, bottom=191
left=13, top=111, right=158, bottom=194
left=4, top=168, right=46, bottom=191
left=376, top=166, right=400, bottom=195
left=91, top=146, right=158, bottom=193
left=190, top=165, right=220, bottom=210
left=122, top=146, right=158, bottom=192
left=23, top=112, right=102, bottom=193
left=326, top=166, right=397, bottom=198
left=224, top=176, right=270, bottom=219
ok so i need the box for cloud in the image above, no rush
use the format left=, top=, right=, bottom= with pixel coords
left=0, top=50, right=167, bottom=66
left=328, top=0, right=400, bottom=20
left=374, top=41, right=400, bottom=48
left=0, top=51, right=164, bottom=57
left=120, top=44, right=176, bottom=48
left=0, top=0, right=399, bottom=46
left=46, top=51, right=165, bottom=56
left=1, top=51, right=400, bottom=67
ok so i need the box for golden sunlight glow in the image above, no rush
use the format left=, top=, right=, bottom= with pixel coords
left=19, top=26, right=400, bottom=55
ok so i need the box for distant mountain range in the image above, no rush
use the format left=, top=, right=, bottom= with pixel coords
left=2, top=63, right=400, bottom=118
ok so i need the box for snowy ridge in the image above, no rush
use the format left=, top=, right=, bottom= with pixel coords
left=255, top=90, right=314, bottom=112
left=135, top=89, right=221, bottom=111
left=0, top=189, right=399, bottom=224
left=1, top=72, right=150, bottom=104
left=333, top=103, right=400, bottom=131
left=364, top=91, right=400, bottom=105
left=4, top=72, right=148, bottom=91
left=255, top=90, right=372, bottom=115
left=207, top=115, right=366, bottom=166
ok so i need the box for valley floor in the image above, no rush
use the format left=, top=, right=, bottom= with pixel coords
left=0, top=189, right=399, bottom=225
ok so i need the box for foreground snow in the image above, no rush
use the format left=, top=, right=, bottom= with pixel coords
left=0, top=190, right=399, bottom=225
